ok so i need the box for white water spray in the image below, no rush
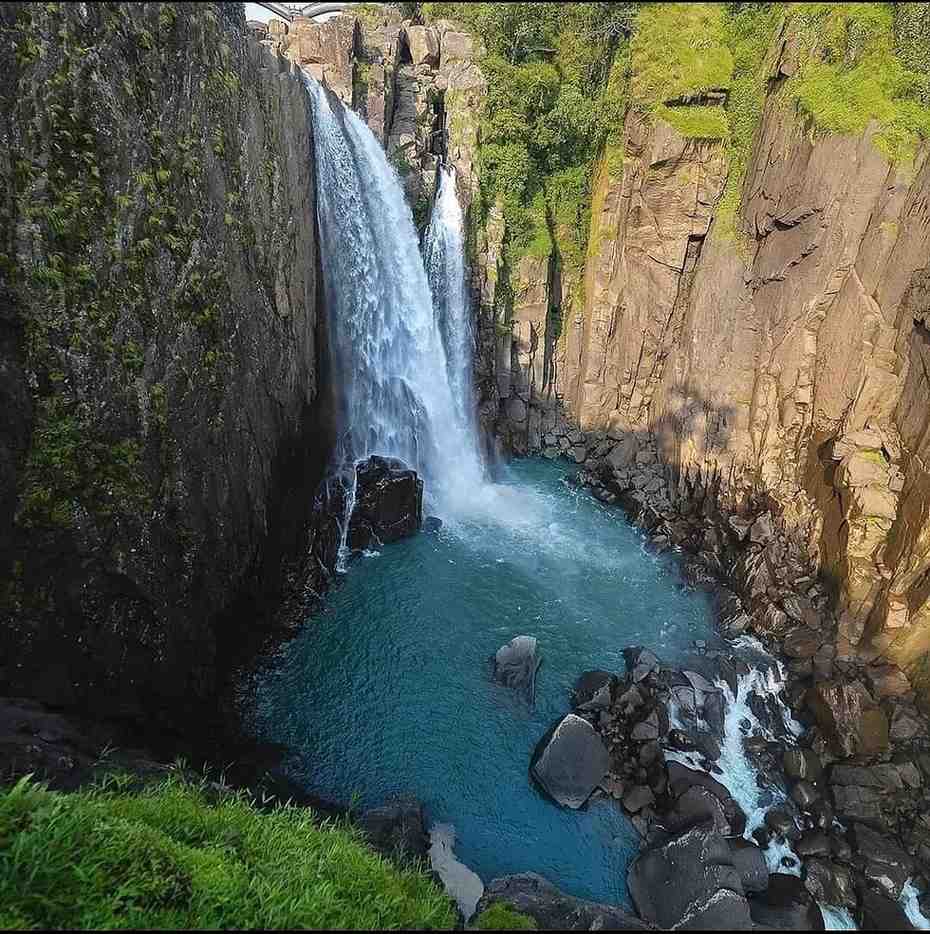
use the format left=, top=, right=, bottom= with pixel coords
left=305, top=80, right=484, bottom=562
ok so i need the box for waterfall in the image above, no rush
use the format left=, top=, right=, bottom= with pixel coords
left=305, top=80, right=483, bottom=559
left=423, top=166, right=477, bottom=445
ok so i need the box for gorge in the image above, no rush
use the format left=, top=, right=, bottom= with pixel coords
left=3, top=1, right=930, bottom=931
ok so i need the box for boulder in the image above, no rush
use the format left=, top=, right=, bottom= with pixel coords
left=658, top=785, right=733, bottom=835
left=667, top=762, right=747, bottom=836
left=493, top=636, right=542, bottom=705
left=622, top=784, right=655, bottom=814
left=848, top=823, right=913, bottom=899
left=890, top=706, right=925, bottom=742
left=749, top=873, right=825, bottom=930
left=783, top=747, right=823, bottom=781
left=359, top=800, right=429, bottom=862
left=476, top=872, right=648, bottom=930
left=783, top=628, right=822, bottom=659
left=628, top=821, right=754, bottom=929
left=531, top=714, right=609, bottom=809
left=806, top=680, right=889, bottom=757
left=729, top=838, right=769, bottom=894
left=571, top=670, right=615, bottom=710
left=866, top=664, right=911, bottom=699
left=803, top=858, right=855, bottom=910
left=348, top=455, right=423, bottom=549
left=858, top=887, right=913, bottom=930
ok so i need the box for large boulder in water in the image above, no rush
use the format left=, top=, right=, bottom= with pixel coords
left=627, top=820, right=754, bottom=929
left=476, top=873, right=648, bottom=930
left=531, top=714, right=609, bottom=809
left=348, top=455, right=423, bottom=549
left=493, top=636, right=542, bottom=705
left=748, top=873, right=825, bottom=930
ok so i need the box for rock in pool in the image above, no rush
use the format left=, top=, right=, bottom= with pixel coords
left=493, top=636, right=542, bottom=705
left=531, top=713, right=609, bottom=809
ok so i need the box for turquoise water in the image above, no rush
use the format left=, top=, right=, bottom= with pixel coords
left=246, top=458, right=722, bottom=905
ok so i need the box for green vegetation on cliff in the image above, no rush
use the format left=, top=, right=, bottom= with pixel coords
left=423, top=2, right=634, bottom=274
left=474, top=901, right=538, bottom=930
left=784, top=3, right=930, bottom=165
left=0, top=775, right=456, bottom=930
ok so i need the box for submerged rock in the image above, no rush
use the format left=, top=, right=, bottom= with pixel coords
left=348, top=455, right=423, bottom=549
left=423, top=515, right=443, bottom=533
left=477, top=872, right=648, bottom=930
left=493, top=636, right=542, bottom=705
left=531, top=714, right=609, bottom=809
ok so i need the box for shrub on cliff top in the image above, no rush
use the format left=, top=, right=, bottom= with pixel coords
left=785, top=2, right=930, bottom=165
left=474, top=900, right=539, bottom=930
left=0, top=775, right=456, bottom=930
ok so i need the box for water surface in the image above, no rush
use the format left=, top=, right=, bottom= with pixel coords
left=246, top=458, right=722, bottom=904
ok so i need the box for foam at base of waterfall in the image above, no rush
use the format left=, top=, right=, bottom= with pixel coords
left=903, top=880, right=930, bottom=930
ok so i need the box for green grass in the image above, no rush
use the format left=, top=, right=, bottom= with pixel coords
left=654, top=104, right=730, bottom=140
left=631, top=3, right=733, bottom=108
left=474, top=901, right=538, bottom=930
left=785, top=3, right=930, bottom=165
left=0, top=775, right=456, bottom=931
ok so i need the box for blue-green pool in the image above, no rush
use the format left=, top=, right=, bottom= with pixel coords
left=245, top=458, right=722, bottom=904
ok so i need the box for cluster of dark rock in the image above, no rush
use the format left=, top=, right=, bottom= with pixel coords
left=522, top=644, right=930, bottom=928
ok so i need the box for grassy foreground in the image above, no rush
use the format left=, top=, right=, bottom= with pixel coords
left=0, top=774, right=457, bottom=930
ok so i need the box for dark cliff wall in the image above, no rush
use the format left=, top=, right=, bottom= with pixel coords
left=0, top=1, right=334, bottom=731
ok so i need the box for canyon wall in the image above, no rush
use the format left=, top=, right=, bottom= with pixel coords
left=252, top=9, right=485, bottom=228
left=0, top=1, right=334, bottom=729
left=481, top=10, right=930, bottom=674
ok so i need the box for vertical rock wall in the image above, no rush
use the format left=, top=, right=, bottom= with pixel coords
left=0, top=2, right=334, bottom=727
left=476, top=13, right=930, bottom=672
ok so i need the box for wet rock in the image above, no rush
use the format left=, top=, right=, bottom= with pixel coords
left=831, top=784, right=886, bottom=823
left=493, top=636, right=542, bottom=705
left=765, top=807, right=801, bottom=841
left=423, top=515, right=443, bottom=533
left=359, top=800, right=429, bottom=862
left=476, top=872, right=648, bottom=930
left=531, top=714, right=609, bottom=809
left=349, top=455, right=423, bottom=548
left=796, top=830, right=831, bottom=859
left=659, top=785, right=735, bottom=836
left=748, top=873, right=825, bottom=930
left=858, top=887, right=913, bottom=930
left=790, top=780, right=819, bottom=810
left=703, top=691, right=726, bottom=735
left=806, top=680, right=889, bottom=757
left=571, top=670, right=615, bottom=711
left=631, top=709, right=660, bottom=741
left=667, top=762, right=746, bottom=836
left=628, top=821, right=754, bottom=930
left=803, top=859, right=856, bottom=911
left=849, top=822, right=913, bottom=899
left=783, top=747, right=823, bottom=781
left=622, top=784, right=655, bottom=814
left=729, top=838, right=769, bottom=894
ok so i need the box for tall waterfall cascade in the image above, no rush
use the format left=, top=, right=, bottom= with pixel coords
left=305, top=79, right=484, bottom=559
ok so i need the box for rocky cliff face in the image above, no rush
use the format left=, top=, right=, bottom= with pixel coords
left=0, top=2, right=335, bottom=729
left=253, top=9, right=484, bottom=229
left=483, top=10, right=930, bottom=677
